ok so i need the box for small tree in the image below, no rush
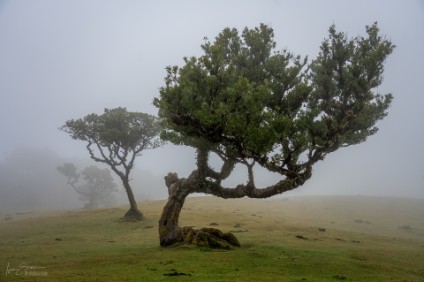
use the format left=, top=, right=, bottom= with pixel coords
left=60, top=107, right=161, bottom=220
left=57, top=163, right=117, bottom=209
left=154, top=23, right=394, bottom=248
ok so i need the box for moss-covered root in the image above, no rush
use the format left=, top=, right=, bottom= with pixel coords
left=182, top=227, right=240, bottom=249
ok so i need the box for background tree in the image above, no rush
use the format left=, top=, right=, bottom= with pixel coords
left=57, top=163, right=117, bottom=209
left=154, top=23, right=394, bottom=248
left=60, top=107, right=161, bottom=220
left=0, top=147, right=81, bottom=212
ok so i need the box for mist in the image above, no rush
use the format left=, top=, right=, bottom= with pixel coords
left=0, top=0, right=423, bottom=212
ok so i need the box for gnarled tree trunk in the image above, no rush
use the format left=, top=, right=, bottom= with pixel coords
left=158, top=173, right=190, bottom=246
left=159, top=172, right=240, bottom=249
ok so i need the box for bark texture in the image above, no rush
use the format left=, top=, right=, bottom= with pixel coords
left=158, top=173, right=190, bottom=246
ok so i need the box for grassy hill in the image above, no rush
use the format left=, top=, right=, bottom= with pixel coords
left=1, top=196, right=424, bottom=281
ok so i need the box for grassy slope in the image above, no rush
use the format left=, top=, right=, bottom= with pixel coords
left=1, top=196, right=423, bottom=281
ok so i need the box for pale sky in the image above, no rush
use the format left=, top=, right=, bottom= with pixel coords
left=0, top=0, right=423, bottom=199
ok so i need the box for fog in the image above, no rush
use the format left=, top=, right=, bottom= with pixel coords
left=0, top=0, right=423, bottom=211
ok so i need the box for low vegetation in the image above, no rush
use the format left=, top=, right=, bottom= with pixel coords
left=1, top=196, right=423, bottom=281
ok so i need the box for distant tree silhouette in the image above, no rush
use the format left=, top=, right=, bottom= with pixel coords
left=57, top=163, right=117, bottom=209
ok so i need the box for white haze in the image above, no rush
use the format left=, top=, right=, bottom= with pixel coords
left=0, top=0, right=423, bottom=211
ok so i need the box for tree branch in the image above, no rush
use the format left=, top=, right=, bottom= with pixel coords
left=241, top=159, right=255, bottom=189
left=196, top=166, right=311, bottom=199
left=86, top=142, right=126, bottom=180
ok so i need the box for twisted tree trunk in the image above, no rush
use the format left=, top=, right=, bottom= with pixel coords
left=158, top=173, right=190, bottom=246
left=159, top=172, right=240, bottom=249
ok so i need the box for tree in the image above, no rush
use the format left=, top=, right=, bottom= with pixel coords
left=60, top=107, right=161, bottom=220
left=57, top=163, right=117, bottom=209
left=0, top=147, right=77, bottom=211
left=153, top=23, right=394, bottom=248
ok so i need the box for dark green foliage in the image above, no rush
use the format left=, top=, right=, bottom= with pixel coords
left=154, top=23, right=394, bottom=178
left=61, top=107, right=161, bottom=167
left=308, top=23, right=394, bottom=150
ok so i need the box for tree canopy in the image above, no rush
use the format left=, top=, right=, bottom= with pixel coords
left=155, top=23, right=394, bottom=191
left=154, top=23, right=394, bottom=247
left=61, top=107, right=160, bottom=171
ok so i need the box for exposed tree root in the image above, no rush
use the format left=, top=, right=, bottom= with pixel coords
left=181, top=227, right=240, bottom=249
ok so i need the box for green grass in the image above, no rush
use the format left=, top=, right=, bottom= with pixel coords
left=1, top=196, right=424, bottom=281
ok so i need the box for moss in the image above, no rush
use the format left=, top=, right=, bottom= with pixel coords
left=180, top=227, right=240, bottom=249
